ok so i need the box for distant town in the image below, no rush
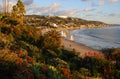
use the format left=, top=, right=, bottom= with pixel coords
left=24, top=15, right=109, bottom=29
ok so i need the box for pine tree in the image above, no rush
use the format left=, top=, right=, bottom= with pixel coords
left=12, top=5, right=18, bottom=18
left=17, top=0, right=25, bottom=17
left=12, top=0, right=25, bottom=24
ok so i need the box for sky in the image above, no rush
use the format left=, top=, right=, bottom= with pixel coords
left=0, top=0, right=120, bottom=24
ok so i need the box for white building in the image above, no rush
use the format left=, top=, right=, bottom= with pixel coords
left=58, top=16, right=68, bottom=18
left=50, top=23, right=58, bottom=28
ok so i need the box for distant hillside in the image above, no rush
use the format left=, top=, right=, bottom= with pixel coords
left=111, top=24, right=120, bottom=26
left=24, top=15, right=109, bottom=28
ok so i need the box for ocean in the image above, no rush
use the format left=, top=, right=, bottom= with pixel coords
left=71, top=26, right=120, bottom=50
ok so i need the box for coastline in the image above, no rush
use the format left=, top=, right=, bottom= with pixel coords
left=56, top=27, right=102, bottom=53
left=43, top=27, right=102, bottom=55
left=41, top=26, right=112, bottom=57
left=61, top=37, right=102, bottom=57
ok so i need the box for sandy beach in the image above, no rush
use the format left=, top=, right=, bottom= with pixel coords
left=41, top=27, right=103, bottom=57
left=61, top=37, right=102, bottom=57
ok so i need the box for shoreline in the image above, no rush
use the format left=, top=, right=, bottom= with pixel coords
left=41, top=26, right=114, bottom=57
left=61, top=37, right=103, bottom=57
left=57, top=26, right=120, bottom=55
left=57, top=27, right=101, bottom=53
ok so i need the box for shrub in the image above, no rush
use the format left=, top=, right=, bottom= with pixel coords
left=0, top=33, right=15, bottom=49
left=1, top=26, right=12, bottom=34
left=112, top=70, right=120, bottom=79
left=42, top=30, right=61, bottom=49
left=0, top=49, right=19, bottom=79
left=13, top=25, right=42, bottom=44
left=101, top=48, right=120, bottom=61
left=17, top=41, right=39, bottom=56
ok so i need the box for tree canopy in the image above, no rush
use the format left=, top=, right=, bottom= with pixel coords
left=12, top=0, right=25, bottom=24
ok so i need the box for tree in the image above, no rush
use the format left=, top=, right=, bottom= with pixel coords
left=12, top=0, right=25, bottom=24
left=17, top=0, right=25, bottom=16
left=12, top=5, right=18, bottom=18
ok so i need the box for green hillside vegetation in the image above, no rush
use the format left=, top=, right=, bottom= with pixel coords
left=0, top=0, right=119, bottom=79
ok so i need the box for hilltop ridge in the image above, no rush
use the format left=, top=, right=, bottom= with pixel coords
left=24, top=15, right=109, bottom=28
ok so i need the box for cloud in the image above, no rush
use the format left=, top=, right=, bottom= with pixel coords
left=108, top=13, right=120, bottom=17
left=98, top=0, right=105, bottom=6
left=84, top=7, right=91, bottom=11
left=109, top=0, right=118, bottom=3
left=26, top=4, right=40, bottom=14
left=109, top=13, right=116, bottom=16
left=26, top=3, right=61, bottom=15
left=92, top=0, right=119, bottom=7
left=54, top=9, right=79, bottom=16
left=49, top=3, right=61, bottom=11
left=22, top=0, right=34, bottom=5
left=26, top=3, right=79, bottom=17
left=92, top=0, right=105, bottom=6
left=96, top=11, right=120, bottom=17
left=83, top=7, right=95, bottom=12
left=85, top=14, right=94, bottom=17
left=26, top=4, right=49, bottom=14
left=97, top=11, right=104, bottom=14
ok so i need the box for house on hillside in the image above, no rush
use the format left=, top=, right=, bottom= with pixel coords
left=50, top=23, right=58, bottom=28
left=58, top=16, right=68, bottom=18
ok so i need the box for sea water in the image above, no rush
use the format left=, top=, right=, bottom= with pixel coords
left=71, top=26, right=120, bottom=50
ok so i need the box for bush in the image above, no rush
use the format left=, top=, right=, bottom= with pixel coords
left=71, top=71, right=82, bottom=79
left=41, top=30, right=61, bottom=49
left=0, top=49, right=19, bottom=79
left=80, top=68, right=90, bottom=77
left=1, top=34, right=14, bottom=48
left=112, top=70, right=120, bottom=79
left=13, top=25, right=42, bottom=44
left=17, top=41, right=39, bottom=56
left=1, top=26, right=12, bottom=34
left=101, top=48, right=120, bottom=61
